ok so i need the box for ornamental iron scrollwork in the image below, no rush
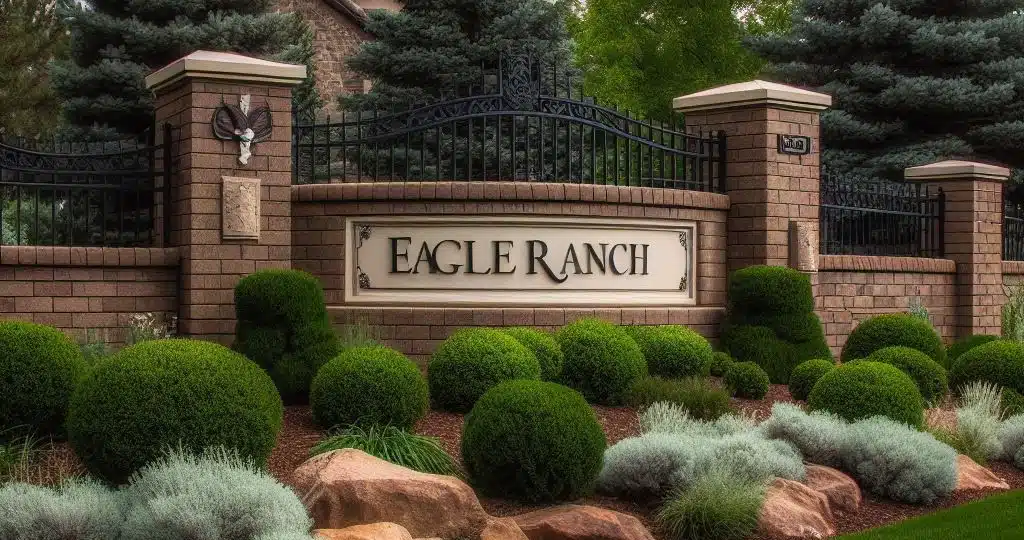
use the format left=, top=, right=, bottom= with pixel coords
left=357, top=267, right=372, bottom=289
left=212, top=94, right=273, bottom=165
left=357, top=225, right=372, bottom=248
left=501, top=55, right=540, bottom=111
left=678, top=230, right=690, bottom=292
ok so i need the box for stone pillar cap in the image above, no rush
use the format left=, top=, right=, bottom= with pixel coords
left=904, top=160, right=1010, bottom=182
left=145, top=50, right=307, bottom=92
left=673, top=80, right=832, bottom=113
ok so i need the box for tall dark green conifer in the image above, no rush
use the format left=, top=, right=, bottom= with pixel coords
left=745, top=0, right=1024, bottom=184
left=51, top=0, right=321, bottom=139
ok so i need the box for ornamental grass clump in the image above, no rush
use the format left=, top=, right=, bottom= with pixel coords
left=626, top=377, right=733, bottom=420
left=310, top=345, right=428, bottom=430
left=720, top=266, right=831, bottom=384
left=462, top=380, right=606, bottom=502
left=841, top=313, right=946, bottom=367
left=807, top=360, right=924, bottom=428
left=427, top=328, right=540, bottom=412
left=0, top=479, right=125, bottom=540
left=625, top=325, right=713, bottom=379
left=655, top=468, right=767, bottom=540
left=503, top=327, right=564, bottom=381
left=309, top=425, right=461, bottom=478
left=556, top=318, right=647, bottom=405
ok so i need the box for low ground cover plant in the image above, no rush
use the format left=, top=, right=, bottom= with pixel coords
left=427, top=328, right=540, bottom=412
left=462, top=380, right=606, bottom=502
left=723, top=362, right=770, bottom=399
left=788, top=359, right=835, bottom=401
left=556, top=318, right=647, bottom=405
left=310, top=345, right=428, bottom=430
left=309, top=424, right=461, bottom=477
left=807, top=360, right=924, bottom=428
left=866, top=346, right=948, bottom=404
left=626, top=325, right=713, bottom=379
left=627, top=377, right=733, bottom=420
left=503, top=327, right=564, bottom=381
left=841, top=313, right=947, bottom=367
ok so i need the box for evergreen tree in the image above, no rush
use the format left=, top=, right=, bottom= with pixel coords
left=0, top=0, right=70, bottom=138
left=51, top=0, right=321, bottom=140
left=745, top=0, right=1024, bottom=185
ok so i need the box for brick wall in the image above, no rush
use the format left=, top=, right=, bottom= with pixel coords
left=0, top=247, right=179, bottom=344
left=816, top=255, right=957, bottom=356
left=293, top=181, right=730, bottom=364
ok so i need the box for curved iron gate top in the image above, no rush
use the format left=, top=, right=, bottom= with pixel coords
left=294, top=54, right=726, bottom=193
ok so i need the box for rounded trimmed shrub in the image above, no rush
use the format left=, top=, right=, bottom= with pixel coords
left=556, top=319, right=647, bottom=405
left=788, top=359, right=835, bottom=401
left=1003, top=388, right=1024, bottom=417
left=233, top=269, right=340, bottom=404
left=0, top=321, right=86, bottom=438
left=504, top=327, right=564, bottom=381
left=950, top=340, right=1024, bottom=397
left=807, top=360, right=924, bottom=428
left=427, top=328, right=540, bottom=413
left=948, top=335, right=1001, bottom=370
left=720, top=325, right=793, bottom=384
left=461, top=380, right=606, bottom=502
left=626, top=325, right=713, bottom=379
left=727, top=266, right=814, bottom=315
left=723, top=361, right=770, bottom=399
left=732, top=312, right=826, bottom=344
left=66, top=339, right=283, bottom=484
left=310, top=345, right=428, bottom=430
left=710, top=352, right=733, bottom=377
left=866, top=346, right=948, bottom=403
left=840, top=314, right=946, bottom=367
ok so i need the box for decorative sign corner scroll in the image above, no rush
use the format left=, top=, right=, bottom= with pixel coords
left=222, top=176, right=261, bottom=241
left=212, top=94, right=273, bottom=165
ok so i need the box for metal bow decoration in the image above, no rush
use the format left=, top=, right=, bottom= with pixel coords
left=212, top=95, right=273, bottom=165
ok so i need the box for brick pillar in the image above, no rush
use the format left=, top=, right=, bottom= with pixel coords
left=145, top=51, right=306, bottom=344
left=905, top=160, right=1010, bottom=338
left=673, top=81, right=832, bottom=273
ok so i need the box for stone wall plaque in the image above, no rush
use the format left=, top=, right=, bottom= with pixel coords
left=343, top=216, right=698, bottom=306
left=222, top=176, right=261, bottom=240
left=789, top=220, right=818, bottom=272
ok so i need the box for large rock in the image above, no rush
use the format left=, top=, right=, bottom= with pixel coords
left=293, top=449, right=488, bottom=539
left=955, top=455, right=1010, bottom=491
left=513, top=505, right=654, bottom=540
left=804, top=465, right=861, bottom=512
left=314, top=523, right=414, bottom=540
left=758, top=478, right=835, bottom=540
left=482, top=517, right=530, bottom=540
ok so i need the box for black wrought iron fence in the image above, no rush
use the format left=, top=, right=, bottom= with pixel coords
left=1005, top=200, right=1024, bottom=261
left=820, top=171, right=944, bottom=257
left=0, top=124, right=172, bottom=247
left=293, top=55, right=726, bottom=193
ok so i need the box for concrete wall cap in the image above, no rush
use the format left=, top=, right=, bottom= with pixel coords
left=904, top=160, right=1010, bottom=182
left=145, top=50, right=307, bottom=92
left=673, top=80, right=832, bottom=113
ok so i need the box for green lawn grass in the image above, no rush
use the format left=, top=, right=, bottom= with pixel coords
left=838, top=490, right=1024, bottom=540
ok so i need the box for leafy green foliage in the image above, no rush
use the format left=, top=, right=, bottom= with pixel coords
left=723, top=362, right=770, bottom=399
left=948, top=335, right=1001, bottom=370
left=428, top=328, right=540, bottom=413
left=710, top=351, right=733, bottom=377
left=309, top=425, right=461, bottom=478
left=727, top=266, right=814, bottom=315
left=556, top=318, right=647, bottom=405
left=788, top=359, right=835, bottom=401
left=841, top=314, right=947, bottom=367
left=462, top=380, right=606, bottom=503
left=1003, top=388, right=1024, bottom=417
left=66, top=339, right=283, bottom=485
left=0, top=0, right=68, bottom=138
left=867, top=346, right=948, bottom=404
left=504, top=327, right=565, bottom=381
left=950, top=340, right=1024, bottom=397
left=807, top=361, right=924, bottom=428
left=0, top=479, right=124, bottom=540
left=233, top=269, right=340, bottom=405
left=0, top=321, right=86, bottom=438
left=310, top=346, right=428, bottom=431
left=655, top=469, right=766, bottom=540
left=626, top=377, right=734, bottom=421
left=625, top=325, right=713, bottom=379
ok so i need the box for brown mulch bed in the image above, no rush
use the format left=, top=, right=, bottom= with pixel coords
left=23, top=382, right=1024, bottom=538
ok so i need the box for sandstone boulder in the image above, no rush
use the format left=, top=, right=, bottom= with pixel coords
left=513, top=505, right=654, bottom=540
left=758, top=478, right=835, bottom=540
left=482, top=517, right=530, bottom=540
left=955, top=455, right=1010, bottom=491
left=804, top=465, right=861, bottom=512
left=314, top=523, right=414, bottom=540
left=293, top=449, right=488, bottom=539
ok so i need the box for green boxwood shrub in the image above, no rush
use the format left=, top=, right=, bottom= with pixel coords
left=626, top=325, right=713, bottom=379
left=503, top=327, right=564, bottom=381
left=788, top=359, right=835, bottom=401
left=726, top=266, right=814, bottom=315
left=310, top=346, right=428, bottom=430
left=233, top=269, right=340, bottom=404
left=0, top=322, right=86, bottom=438
left=1003, top=388, right=1024, bottom=417
left=948, top=335, right=1001, bottom=369
left=461, top=380, right=606, bottom=502
left=866, top=346, right=949, bottom=404
left=950, top=340, right=1024, bottom=397
left=66, top=339, right=283, bottom=485
left=427, top=328, right=540, bottom=413
left=556, top=318, right=647, bottom=405
left=840, top=314, right=946, bottom=367
left=807, top=361, right=924, bottom=428
left=710, top=352, right=733, bottom=377
left=723, top=362, right=770, bottom=399
left=721, top=325, right=799, bottom=384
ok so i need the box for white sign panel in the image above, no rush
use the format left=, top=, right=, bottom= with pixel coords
left=343, top=216, right=696, bottom=306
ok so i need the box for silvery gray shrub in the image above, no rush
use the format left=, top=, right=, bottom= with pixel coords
left=759, top=403, right=847, bottom=468
left=596, top=432, right=699, bottom=498
left=998, top=414, right=1024, bottom=462
left=0, top=479, right=125, bottom=540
